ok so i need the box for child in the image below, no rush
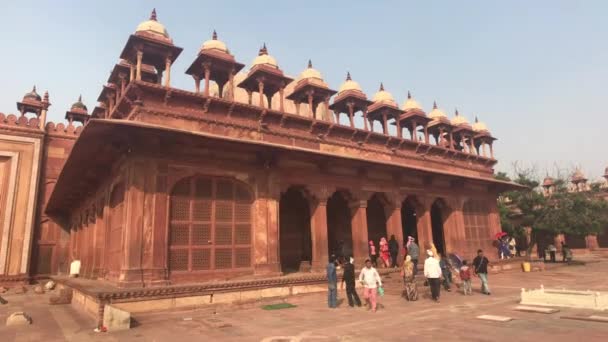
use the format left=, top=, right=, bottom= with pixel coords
left=459, top=260, right=472, bottom=295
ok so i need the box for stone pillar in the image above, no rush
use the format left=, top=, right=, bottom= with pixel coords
left=203, top=63, right=211, bottom=96
left=445, top=198, right=466, bottom=255
left=253, top=177, right=280, bottom=275
left=416, top=198, right=433, bottom=254
left=586, top=234, right=599, bottom=250
left=350, top=200, right=369, bottom=266
left=386, top=200, right=404, bottom=265
left=193, top=75, right=201, bottom=93
left=279, top=86, right=285, bottom=112
left=310, top=197, right=329, bottom=271
left=135, top=50, right=143, bottom=81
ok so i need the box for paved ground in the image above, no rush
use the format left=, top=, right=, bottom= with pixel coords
left=1, top=259, right=608, bottom=342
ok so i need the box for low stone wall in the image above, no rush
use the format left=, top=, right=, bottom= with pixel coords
left=520, top=285, right=608, bottom=310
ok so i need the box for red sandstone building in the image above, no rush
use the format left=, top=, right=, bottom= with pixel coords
left=1, top=10, right=537, bottom=288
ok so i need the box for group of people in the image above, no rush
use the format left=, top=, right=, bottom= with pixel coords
left=327, top=237, right=492, bottom=310
left=368, top=235, right=401, bottom=268
left=496, top=235, right=519, bottom=259
left=539, top=242, right=573, bottom=263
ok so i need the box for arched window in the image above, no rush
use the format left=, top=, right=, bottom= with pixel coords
left=463, top=199, right=490, bottom=252
left=168, top=176, right=253, bottom=276
left=107, top=182, right=125, bottom=276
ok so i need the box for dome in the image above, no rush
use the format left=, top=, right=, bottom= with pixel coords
left=428, top=101, right=447, bottom=120
left=300, top=60, right=323, bottom=80
left=402, top=91, right=422, bottom=110
left=572, top=169, right=587, bottom=182
left=338, top=72, right=363, bottom=93
left=472, top=116, right=489, bottom=132
left=71, top=95, right=88, bottom=112
left=451, top=109, right=469, bottom=125
left=200, top=30, right=228, bottom=53
left=372, top=83, right=396, bottom=105
left=542, top=176, right=554, bottom=187
left=23, top=85, right=41, bottom=102
left=135, top=9, right=170, bottom=39
left=252, top=44, right=278, bottom=68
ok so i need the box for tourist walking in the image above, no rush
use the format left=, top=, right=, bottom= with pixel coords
left=473, top=249, right=491, bottom=295
left=401, top=255, right=419, bottom=301
left=379, top=237, right=390, bottom=268
left=424, top=249, right=442, bottom=302
left=389, top=235, right=399, bottom=268
left=439, top=254, right=452, bottom=292
left=359, top=259, right=383, bottom=312
left=341, top=257, right=362, bottom=308
left=407, top=236, right=420, bottom=276
left=459, top=260, right=472, bottom=295
left=368, top=240, right=378, bottom=267
left=326, top=255, right=338, bottom=308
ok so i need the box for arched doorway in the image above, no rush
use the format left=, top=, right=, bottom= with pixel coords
left=279, top=187, right=312, bottom=273
left=401, top=197, right=418, bottom=244
left=430, top=199, right=447, bottom=255
left=168, top=176, right=253, bottom=280
left=366, top=193, right=387, bottom=245
left=327, top=191, right=353, bottom=261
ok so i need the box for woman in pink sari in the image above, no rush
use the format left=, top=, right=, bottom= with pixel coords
left=379, top=237, right=390, bottom=268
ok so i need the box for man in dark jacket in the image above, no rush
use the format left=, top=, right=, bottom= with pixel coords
left=327, top=255, right=338, bottom=308
left=341, top=257, right=362, bottom=307
left=389, top=235, right=399, bottom=268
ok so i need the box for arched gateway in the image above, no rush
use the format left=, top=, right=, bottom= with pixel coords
left=279, top=187, right=312, bottom=273
left=168, top=176, right=253, bottom=280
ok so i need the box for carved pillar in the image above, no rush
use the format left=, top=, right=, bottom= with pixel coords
left=307, top=91, right=314, bottom=119
left=253, top=176, right=280, bottom=275
left=135, top=50, right=143, bottom=81
left=193, top=75, right=201, bottom=93
left=257, top=80, right=265, bottom=107
left=382, top=112, right=388, bottom=134
left=229, top=70, right=236, bottom=101
left=449, top=131, right=455, bottom=150
left=309, top=190, right=330, bottom=270
left=324, top=97, right=331, bottom=122
left=363, top=107, right=369, bottom=131
left=347, top=102, right=355, bottom=128
left=247, top=90, right=253, bottom=105
left=350, top=200, right=369, bottom=266
left=424, top=125, right=429, bottom=144
left=489, top=143, right=494, bottom=159
left=129, top=64, right=135, bottom=82
left=445, top=197, right=465, bottom=255
left=279, top=86, right=285, bottom=112
left=203, top=62, right=211, bottom=96
left=386, top=199, right=404, bottom=265
left=416, top=197, right=433, bottom=254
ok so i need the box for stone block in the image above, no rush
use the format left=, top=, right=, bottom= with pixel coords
left=34, top=285, right=44, bottom=294
left=103, top=305, right=131, bottom=332
left=6, top=312, right=32, bottom=326
left=477, top=315, right=513, bottom=322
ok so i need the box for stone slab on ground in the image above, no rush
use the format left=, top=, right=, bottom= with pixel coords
left=6, top=312, right=32, bottom=326
left=515, top=305, right=559, bottom=314
left=103, top=304, right=131, bottom=331
left=476, top=315, right=513, bottom=322
left=561, top=315, right=608, bottom=323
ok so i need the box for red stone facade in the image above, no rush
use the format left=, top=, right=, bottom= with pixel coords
left=1, top=10, right=526, bottom=287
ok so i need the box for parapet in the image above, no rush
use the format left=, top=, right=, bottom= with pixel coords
left=0, top=112, right=41, bottom=132
left=44, top=121, right=82, bottom=138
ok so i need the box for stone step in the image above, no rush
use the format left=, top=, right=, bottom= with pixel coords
left=514, top=305, right=559, bottom=314
left=476, top=315, right=513, bottom=322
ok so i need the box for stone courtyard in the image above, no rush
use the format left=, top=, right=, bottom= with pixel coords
left=1, top=257, right=607, bottom=342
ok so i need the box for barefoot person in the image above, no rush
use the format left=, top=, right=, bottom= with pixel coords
left=424, top=249, right=442, bottom=303
left=359, top=259, right=383, bottom=312
left=401, top=255, right=418, bottom=301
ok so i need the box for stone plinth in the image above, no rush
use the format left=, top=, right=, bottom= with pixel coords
left=103, top=305, right=131, bottom=331
left=521, top=286, right=608, bottom=310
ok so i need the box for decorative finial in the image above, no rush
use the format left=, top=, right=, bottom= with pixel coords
left=212, top=30, right=217, bottom=40
left=407, top=91, right=411, bottom=99
left=455, top=108, right=459, bottom=116
left=475, top=116, right=479, bottom=123
left=32, top=85, right=37, bottom=93
left=43, top=91, right=49, bottom=102
left=380, top=82, right=384, bottom=91
left=259, top=43, right=268, bottom=55
left=150, top=8, right=157, bottom=21
left=307, top=59, right=312, bottom=68
left=346, top=72, right=351, bottom=81
left=433, top=101, right=437, bottom=109
left=78, top=94, right=82, bottom=102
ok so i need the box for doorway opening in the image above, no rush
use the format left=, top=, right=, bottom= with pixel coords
left=279, top=187, right=312, bottom=273
left=401, top=197, right=418, bottom=244
left=327, top=191, right=353, bottom=262
left=366, top=193, right=387, bottom=245
left=430, top=199, right=447, bottom=255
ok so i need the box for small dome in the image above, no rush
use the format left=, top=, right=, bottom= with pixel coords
left=451, top=109, right=469, bottom=125
left=135, top=9, right=170, bottom=39
left=23, top=85, right=41, bottom=102
left=428, top=101, right=447, bottom=120
left=338, top=72, right=363, bottom=93
left=572, top=169, right=587, bottom=182
left=200, top=30, right=228, bottom=53
left=542, top=176, right=554, bottom=187
left=402, top=91, right=422, bottom=110
left=472, top=116, right=489, bottom=132
left=300, top=60, right=323, bottom=80
left=372, top=83, right=396, bottom=105
left=252, top=44, right=278, bottom=68
left=71, top=95, right=88, bottom=112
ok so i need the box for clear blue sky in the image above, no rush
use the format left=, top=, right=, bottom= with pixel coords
left=1, top=0, right=606, bottom=179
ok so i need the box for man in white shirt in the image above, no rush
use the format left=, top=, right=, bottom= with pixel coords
left=358, top=259, right=383, bottom=312
left=423, top=250, right=442, bottom=302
